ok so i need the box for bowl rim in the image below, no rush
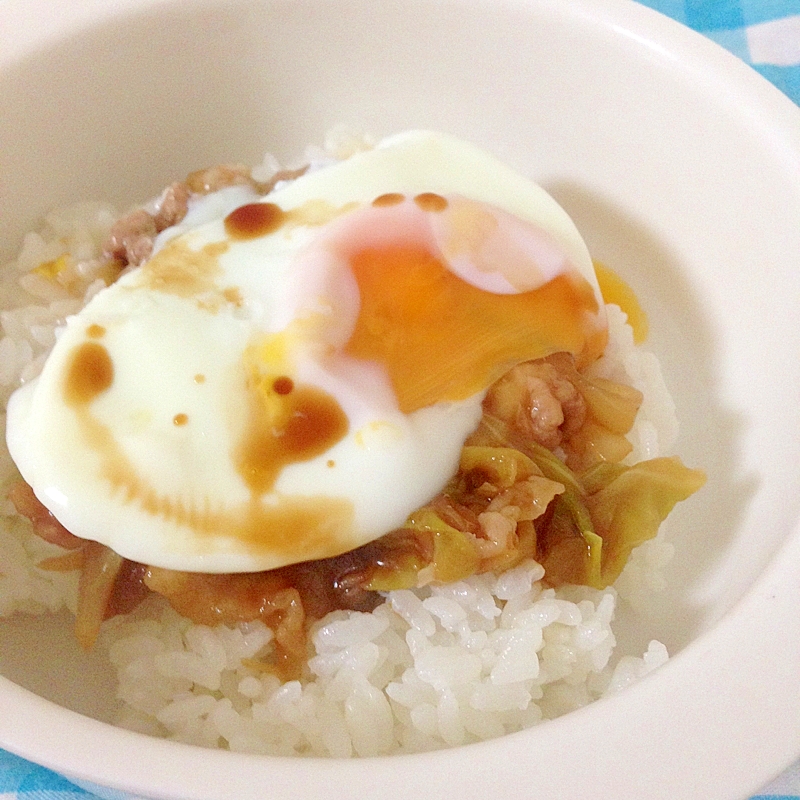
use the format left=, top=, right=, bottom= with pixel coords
left=1, top=0, right=800, bottom=798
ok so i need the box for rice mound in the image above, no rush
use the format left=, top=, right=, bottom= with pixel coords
left=100, top=564, right=668, bottom=756
left=0, top=150, right=678, bottom=756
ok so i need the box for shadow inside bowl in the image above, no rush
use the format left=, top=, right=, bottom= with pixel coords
left=0, top=611, right=119, bottom=721
left=546, top=180, right=758, bottom=654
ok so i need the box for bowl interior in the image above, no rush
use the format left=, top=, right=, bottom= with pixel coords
left=1, top=0, right=800, bottom=797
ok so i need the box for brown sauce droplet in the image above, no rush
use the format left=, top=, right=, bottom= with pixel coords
left=414, top=192, right=448, bottom=212
left=64, top=341, right=114, bottom=406
left=222, top=287, right=243, bottom=307
left=173, top=413, right=189, bottom=426
left=372, top=193, right=405, bottom=207
left=194, top=374, right=206, bottom=384
left=224, top=203, right=286, bottom=239
left=272, top=376, right=294, bottom=395
left=327, top=460, right=335, bottom=468
left=225, top=198, right=359, bottom=242
left=237, top=384, right=349, bottom=495
left=86, top=324, right=106, bottom=339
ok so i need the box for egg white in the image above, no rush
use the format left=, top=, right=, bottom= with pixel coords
left=6, top=131, right=600, bottom=573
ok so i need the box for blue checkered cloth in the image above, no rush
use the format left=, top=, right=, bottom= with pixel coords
left=1, top=1, right=799, bottom=798
left=0, top=749, right=91, bottom=799
left=644, top=0, right=800, bottom=103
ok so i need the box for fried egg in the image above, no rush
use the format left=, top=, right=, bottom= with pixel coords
left=6, top=131, right=607, bottom=572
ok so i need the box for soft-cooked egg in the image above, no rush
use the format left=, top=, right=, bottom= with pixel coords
left=6, top=131, right=606, bottom=573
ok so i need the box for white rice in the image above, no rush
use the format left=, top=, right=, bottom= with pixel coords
left=0, top=147, right=677, bottom=756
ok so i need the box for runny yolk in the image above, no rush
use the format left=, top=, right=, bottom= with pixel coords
left=344, top=244, right=604, bottom=413
left=593, top=261, right=649, bottom=344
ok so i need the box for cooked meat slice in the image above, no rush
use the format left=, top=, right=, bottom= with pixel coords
left=153, top=181, right=190, bottom=231
left=483, top=360, right=586, bottom=451
left=103, top=208, right=158, bottom=267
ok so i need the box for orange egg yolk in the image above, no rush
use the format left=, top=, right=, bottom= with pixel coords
left=316, top=195, right=608, bottom=413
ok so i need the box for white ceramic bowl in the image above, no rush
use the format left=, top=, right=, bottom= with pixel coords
left=1, top=0, right=799, bottom=798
